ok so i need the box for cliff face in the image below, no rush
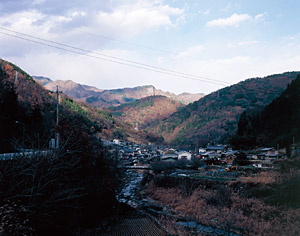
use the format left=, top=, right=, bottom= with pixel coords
left=36, top=78, right=204, bottom=108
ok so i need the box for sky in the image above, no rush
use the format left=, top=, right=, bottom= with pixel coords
left=0, top=0, right=300, bottom=94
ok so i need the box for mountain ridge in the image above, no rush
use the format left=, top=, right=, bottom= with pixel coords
left=33, top=77, right=204, bottom=108
left=145, top=71, right=300, bottom=148
left=232, top=74, right=300, bottom=150
left=1, top=59, right=162, bottom=146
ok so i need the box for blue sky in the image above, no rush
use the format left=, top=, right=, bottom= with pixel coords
left=0, top=0, right=300, bottom=94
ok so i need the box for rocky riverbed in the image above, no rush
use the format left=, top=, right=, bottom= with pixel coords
left=116, top=170, right=243, bottom=236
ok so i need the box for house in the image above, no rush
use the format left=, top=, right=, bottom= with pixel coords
left=113, top=139, right=121, bottom=145
left=178, top=151, right=192, bottom=161
left=200, top=151, right=219, bottom=160
left=163, top=148, right=177, bottom=154
left=225, top=151, right=237, bottom=165
left=206, top=145, right=226, bottom=153
left=160, top=154, right=178, bottom=162
left=251, top=159, right=275, bottom=169
left=260, top=147, right=278, bottom=156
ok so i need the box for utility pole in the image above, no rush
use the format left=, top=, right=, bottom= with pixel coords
left=293, top=137, right=295, bottom=146
left=14, top=71, right=18, bottom=85
left=15, top=121, right=25, bottom=149
left=153, top=86, right=155, bottom=96
left=291, top=136, right=295, bottom=158
left=56, top=86, right=59, bottom=149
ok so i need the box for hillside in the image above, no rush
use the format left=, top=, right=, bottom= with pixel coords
left=0, top=59, right=161, bottom=149
left=0, top=58, right=124, bottom=235
left=232, top=74, right=300, bottom=150
left=37, top=78, right=204, bottom=108
left=146, top=72, right=300, bottom=148
left=108, top=95, right=184, bottom=129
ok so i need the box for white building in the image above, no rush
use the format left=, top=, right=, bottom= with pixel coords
left=178, top=151, right=192, bottom=161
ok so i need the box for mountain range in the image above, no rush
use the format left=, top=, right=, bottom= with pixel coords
left=11, top=62, right=300, bottom=149
left=33, top=77, right=204, bottom=108
left=0, top=59, right=163, bottom=148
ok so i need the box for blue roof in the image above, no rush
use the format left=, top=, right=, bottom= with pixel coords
left=207, top=145, right=225, bottom=150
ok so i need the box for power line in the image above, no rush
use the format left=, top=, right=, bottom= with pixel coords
left=1, top=30, right=231, bottom=86
left=0, top=9, right=230, bottom=67
left=0, top=9, right=173, bottom=55
left=0, top=26, right=230, bottom=85
left=0, top=30, right=228, bottom=86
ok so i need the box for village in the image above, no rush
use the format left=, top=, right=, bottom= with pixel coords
left=104, top=138, right=300, bottom=235
left=105, top=139, right=300, bottom=177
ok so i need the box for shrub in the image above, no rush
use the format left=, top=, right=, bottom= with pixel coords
left=0, top=143, right=120, bottom=235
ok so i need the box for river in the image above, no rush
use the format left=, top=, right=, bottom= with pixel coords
left=116, top=169, right=241, bottom=236
left=116, top=169, right=144, bottom=208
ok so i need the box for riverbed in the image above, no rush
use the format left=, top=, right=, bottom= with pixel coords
left=117, top=169, right=245, bottom=235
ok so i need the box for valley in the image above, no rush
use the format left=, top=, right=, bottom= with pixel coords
left=1, top=58, right=300, bottom=235
left=1, top=1, right=300, bottom=235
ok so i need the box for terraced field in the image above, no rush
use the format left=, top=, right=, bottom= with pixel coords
left=106, top=216, right=167, bottom=236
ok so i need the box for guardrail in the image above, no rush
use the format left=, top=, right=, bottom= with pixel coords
left=0, top=150, right=53, bottom=161
left=127, top=165, right=151, bottom=170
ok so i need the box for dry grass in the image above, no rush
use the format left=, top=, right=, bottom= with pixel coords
left=142, top=180, right=300, bottom=236
left=238, top=171, right=279, bottom=184
left=158, top=215, right=204, bottom=236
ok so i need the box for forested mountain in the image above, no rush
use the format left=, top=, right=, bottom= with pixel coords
left=0, top=59, right=124, bottom=235
left=146, top=72, right=300, bottom=148
left=0, top=59, right=161, bottom=151
left=109, top=95, right=184, bottom=129
left=0, top=60, right=57, bottom=153
left=232, top=74, right=300, bottom=150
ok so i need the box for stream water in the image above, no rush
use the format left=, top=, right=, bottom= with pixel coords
left=178, top=221, right=240, bottom=236
left=116, top=169, right=144, bottom=208
left=116, top=169, right=241, bottom=236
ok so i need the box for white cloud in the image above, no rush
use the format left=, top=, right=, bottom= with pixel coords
left=238, top=40, right=259, bottom=46
left=175, top=45, right=205, bottom=58
left=0, top=0, right=185, bottom=45
left=32, top=0, right=45, bottom=5
left=207, top=13, right=251, bottom=27
left=1, top=1, right=299, bottom=95
left=228, top=40, right=259, bottom=48
left=221, top=3, right=232, bottom=12
left=199, top=9, right=210, bottom=15
left=96, top=2, right=184, bottom=36
left=215, top=56, right=252, bottom=65
left=255, top=13, right=265, bottom=20
left=0, top=0, right=186, bottom=60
